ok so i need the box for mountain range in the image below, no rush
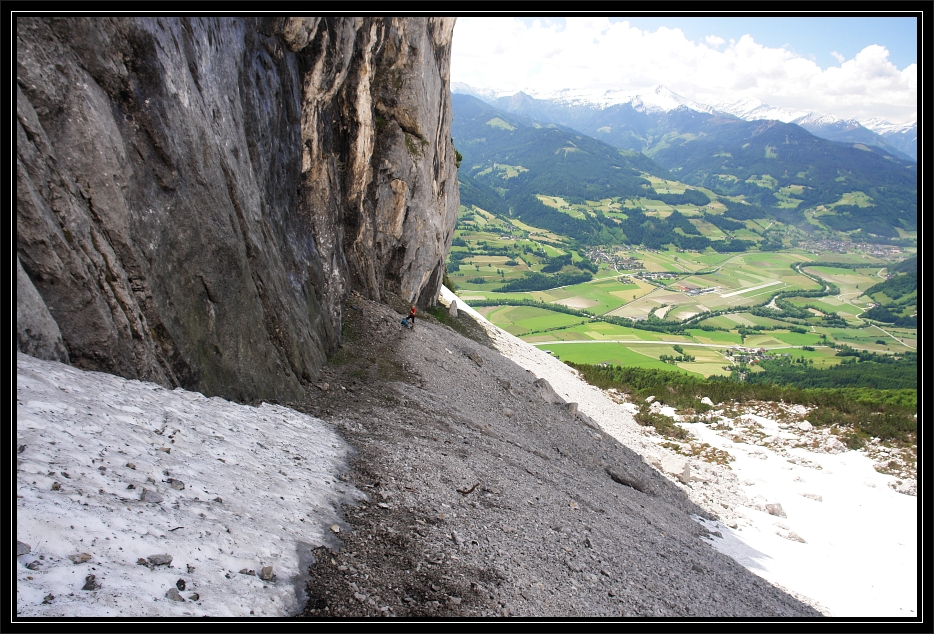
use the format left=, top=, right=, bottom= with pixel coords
left=451, top=90, right=917, bottom=238
left=452, top=83, right=916, bottom=162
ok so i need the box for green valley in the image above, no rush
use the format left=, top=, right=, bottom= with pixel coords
left=448, top=95, right=916, bottom=384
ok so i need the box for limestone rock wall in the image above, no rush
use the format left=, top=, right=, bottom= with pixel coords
left=16, top=17, right=458, bottom=402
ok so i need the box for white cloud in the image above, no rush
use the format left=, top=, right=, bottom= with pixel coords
left=451, top=17, right=917, bottom=124
left=831, top=50, right=846, bottom=63
left=706, top=35, right=725, bottom=47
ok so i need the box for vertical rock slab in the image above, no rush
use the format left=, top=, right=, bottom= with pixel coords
left=15, top=17, right=458, bottom=402
left=16, top=256, right=69, bottom=363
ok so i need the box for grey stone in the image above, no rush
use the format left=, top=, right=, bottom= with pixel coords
left=141, top=488, right=163, bottom=504
left=82, top=574, right=100, bottom=591
left=51, top=482, right=61, bottom=491
left=533, top=378, right=564, bottom=404
left=165, top=587, right=185, bottom=602
left=189, top=593, right=200, bottom=602
left=16, top=256, right=69, bottom=363
left=176, top=579, right=186, bottom=591
left=239, top=568, right=254, bottom=575
left=17, top=541, right=31, bottom=556
left=213, top=497, right=223, bottom=504
left=148, top=554, right=173, bottom=566
left=797, top=421, right=813, bottom=432
left=167, top=478, right=185, bottom=490
left=127, top=463, right=136, bottom=470
left=765, top=503, right=787, bottom=518
left=259, top=566, right=274, bottom=581
left=606, top=467, right=655, bottom=496
left=26, top=561, right=40, bottom=570
left=466, top=350, right=483, bottom=367
left=779, top=530, right=807, bottom=543
left=137, top=558, right=149, bottom=566
left=68, top=553, right=92, bottom=564
left=660, top=455, right=692, bottom=484
left=565, top=402, right=579, bottom=417
left=448, top=300, right=458, bottom=317
left=578, top=411, right=600, bottom=430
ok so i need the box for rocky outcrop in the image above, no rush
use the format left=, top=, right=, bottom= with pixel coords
left=16, top=17, right=458, bottom=401
left=17, top=255, right=69, bottom=363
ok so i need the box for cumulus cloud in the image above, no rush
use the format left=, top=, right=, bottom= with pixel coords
left=451, top=17, right=917, bottom=124
left=706, top=34, right=725, bottom=47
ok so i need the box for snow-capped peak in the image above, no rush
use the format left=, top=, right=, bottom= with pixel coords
left=524, top=85, right=715, bottom=114
left=451, top=82, right=522, bottom=103
left=715, top=97, right=809, bottom=124
left=861, top=117, right=917, bottom=135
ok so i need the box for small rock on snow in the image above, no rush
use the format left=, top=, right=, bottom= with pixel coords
left=17, top=541, right=31, bottom=556
left=148, top=554, right=173, bottom=566
left=82, top=574, right=100, bottom=591
left=140, top=488, right=163, bottom=504
left=167, top=478, right=185, bottom=490
left=165, top=587, right=185, bottom=602
left=68, top=553, right=92, bottom=564
left=764, top=503, right=787, bottom=518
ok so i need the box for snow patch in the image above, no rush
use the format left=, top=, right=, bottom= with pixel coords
left=15, top=352, right=362, bottom=617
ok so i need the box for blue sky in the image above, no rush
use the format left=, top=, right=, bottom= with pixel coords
left=453, top=16, right=918, bottom=123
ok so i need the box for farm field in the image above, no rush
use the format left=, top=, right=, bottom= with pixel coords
left=480, top=305, right=587, bottom=336
left=448, top=203, right=915, bottom=377
left=534, top=342, right=702, bottom=374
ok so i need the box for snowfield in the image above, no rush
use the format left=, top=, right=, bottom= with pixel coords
left=15, top=352, right=362, bottom=617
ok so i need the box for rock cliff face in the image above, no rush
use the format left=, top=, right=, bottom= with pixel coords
left=16, top=17, right=458, bottom=402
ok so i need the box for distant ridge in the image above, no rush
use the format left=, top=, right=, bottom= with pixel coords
left=453, top=83, right=916, bottom=161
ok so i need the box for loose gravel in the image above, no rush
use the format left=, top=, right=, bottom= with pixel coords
left=291, top=292, right=822, bottom=618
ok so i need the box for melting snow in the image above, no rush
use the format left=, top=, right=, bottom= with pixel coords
left=15, top=353, right=363, bottom=617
